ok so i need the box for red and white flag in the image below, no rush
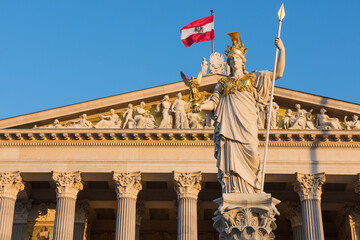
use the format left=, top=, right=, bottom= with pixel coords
left=181, top=15, right=214, bottom=47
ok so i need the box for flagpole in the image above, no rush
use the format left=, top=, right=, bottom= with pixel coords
left=260, top=4, right=285, bottom=193
left=211, top=10, right=214, bottom=54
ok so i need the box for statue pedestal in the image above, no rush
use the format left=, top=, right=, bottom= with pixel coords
left=213, top=193, right=280, bottom=240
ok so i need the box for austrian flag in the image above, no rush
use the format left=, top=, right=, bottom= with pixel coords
left=181, top=15, right=214, bottom=47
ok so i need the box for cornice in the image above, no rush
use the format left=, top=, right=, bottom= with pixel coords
left=0, top=129, right=359, bottom=148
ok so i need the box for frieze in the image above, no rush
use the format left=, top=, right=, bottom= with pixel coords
left=0, top=129, right=359, bottom=148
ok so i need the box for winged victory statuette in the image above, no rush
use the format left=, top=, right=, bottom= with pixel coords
left=180, top=71, right=203, bottom=106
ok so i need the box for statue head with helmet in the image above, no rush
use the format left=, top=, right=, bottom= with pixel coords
left=224, top=31, right=248, bottom=75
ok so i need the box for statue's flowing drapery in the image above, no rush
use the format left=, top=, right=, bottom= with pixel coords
left=209, top=71, right=272, bottom=193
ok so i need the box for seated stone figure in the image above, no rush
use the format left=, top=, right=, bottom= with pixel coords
left=94, top=109, right=122, bottom=128
left=288, top=104, right=315, bottom=129
left=344, top=115, right=360, bottom=130
left=134, top=102, right=156, bottom=129
left=187, top=112, right=203, bottom=129
left=316, top=108, right=344, bottom=130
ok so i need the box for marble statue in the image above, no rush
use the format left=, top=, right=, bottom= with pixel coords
left=267, top=101, right=279, bottom=129
left=194, top=32, right=285, bottom=193
left=171, top=93, right=189, bottom=129
left=283, top=109, right=295, bottom=129
left=122, top=104, right=136, bottom=129
left=155, top=95, right=173, bottom=128
left=209, top=52, right=225, bottom=74
left=257, top=104, right=266, bottom=129
left=66, top=114, right=93, bottom=128
left=316, top=108, right=344, bottom=130
left=94, top=109, right=122, bottom=128
left=288, top=104, right=315, bottom=130
left=134, top=102, right=156, bottom=129
left=201, top=57, right=208, bottom=76
left=187, top=112, right=203, bottom=129
left=344, top=115, right=360, bottom=130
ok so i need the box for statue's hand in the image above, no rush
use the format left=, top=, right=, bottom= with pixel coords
left=192, top=103, right=201, bottom=113
left=274, top=37, right=284, bottom=50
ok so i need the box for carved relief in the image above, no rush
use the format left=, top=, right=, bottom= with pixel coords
left=171, top=93, right=189, bottom=129
left=134, top=102, right=156, bottom=129
left=156, top=95, right=173, bottom=129
left=173, top=171, right=202, bottom=199
left=209, top=52, right=225, bottom=74
left=113, top=171, right=142, bottom=199
left=294, top=172, right=326, bottom=201
left=122, top=104, right=136, bottom=129
left=0, top=171, right=25, bottom=200
left=66, top=114, right=93, bottom=128
left=52, top=171, right=83, bottom=199
left=94, top=109, right=122, bottom=128
left=344, top=115, right=360, bottom=130
left=316, top=108, right=344, bottom=130
left=187, top=112, right=203, bottom=129
left=287, top=104, right=315, bottom=130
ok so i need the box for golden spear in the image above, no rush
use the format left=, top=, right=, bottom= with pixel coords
left=260, top=4, right=285, bottom=193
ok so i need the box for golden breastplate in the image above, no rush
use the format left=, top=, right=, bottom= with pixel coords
left=218, top=72, right=255, bottom=96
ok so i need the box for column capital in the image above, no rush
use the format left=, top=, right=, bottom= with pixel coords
left=136, top=200, right=145, bottom=226
left=285, top=202, right=302, bottom=228
left=75, top=200, right=89, bottom=224
left=14, top=199, right=33, bottom=223
left=52, top=171, right=83, bottom=199
left=173, top=171, right=202, bottom=199
left=294, top=172, right=325, bottom=201
left=0, top=171, right=25, bottom=200
left=345, top=205, right=360, bottom=227
left=113, top=171, right=142, bottom=199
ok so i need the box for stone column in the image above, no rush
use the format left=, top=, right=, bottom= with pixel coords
left=173, top=171, right=202, bottom=240
left=11, top=199, right=32, bottom=240
left=0, top=171, right=25, bottom=240
left=113, top=171, right=142, bottom=240
left=135, top=201, right=144, bottom=240
left=52, top=171, right=83, bottom=240
left=339, top=205, right=360, bottom=240
left=286, top=202, right=303, bottom=240
left=73, top=200, right=89, bottom=240
left=294, top=172, right=326, bottom=240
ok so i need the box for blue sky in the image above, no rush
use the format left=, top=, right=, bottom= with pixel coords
left=0, top=0, right=359, bottom=119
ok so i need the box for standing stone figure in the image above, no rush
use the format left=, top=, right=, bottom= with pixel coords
left=156, top=95, right=173, bottom=128
left=209, top=52, right=225, bottom=74
left=316, top=108, right=344, bottom=130
left=283, top=109, right=295, bottom=129
left=257, top=104, right=266, bottom=129
left=344, top=115, right=360, bottom=130
left=122, top=104, right=136, bottom=129
left=267, top=101, right=279, bottom=129
left=201, top=57, right=209, bottom=76
left=194, top=32, right=285, bottom=194
left=171, top=92, right=189, bottom=129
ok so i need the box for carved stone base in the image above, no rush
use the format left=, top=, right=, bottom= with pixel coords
left=213, top=193, right=280, bottom=240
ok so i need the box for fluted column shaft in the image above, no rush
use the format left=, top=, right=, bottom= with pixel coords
left=0, top=172, right=25, bottom=240
left=113, top=171, right=142, bottom=240
left=73, top=223, right=85, bottom=240
left=12, top=199, right=32, bottom=240
left=52, top=171, right=83, bottom=240
left=53, top=197, right=77, bottom=240
left=73, top=200, right=89, bottom=240
left=135, top=201, right=144, bottom=240
left=11, top=223, right=27, bottom=240
left=286, top=202, right=303, bottom=240
left=173, top=171, right=202, bottom=240
left=295, top=172, right=325, bottom=240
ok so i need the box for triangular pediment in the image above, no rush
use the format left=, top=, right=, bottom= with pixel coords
left=0, top=73, right=359, bottom=130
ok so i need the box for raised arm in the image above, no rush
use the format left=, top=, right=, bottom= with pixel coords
left=274, top=37, right=285, bottom=80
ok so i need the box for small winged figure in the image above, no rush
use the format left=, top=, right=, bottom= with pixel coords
left=180, top=71, right=202, bottom=103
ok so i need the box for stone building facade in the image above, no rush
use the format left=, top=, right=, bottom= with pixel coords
left=0, top=74, right=359, bottom=239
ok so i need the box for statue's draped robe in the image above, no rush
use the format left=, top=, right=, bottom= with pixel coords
left=209, top=71, right=272, bottom=193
